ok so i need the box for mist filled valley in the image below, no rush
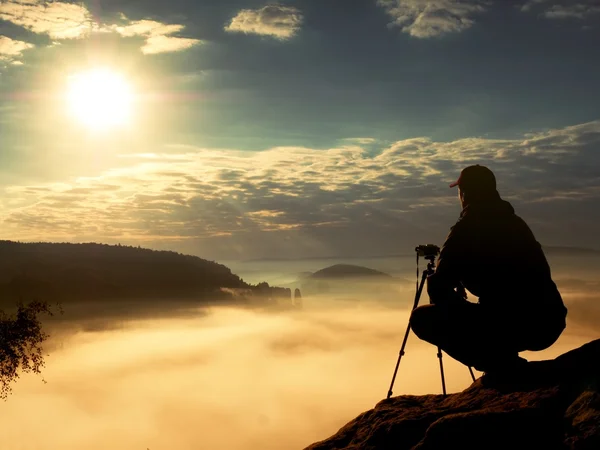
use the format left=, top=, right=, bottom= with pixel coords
left=1, top=251, right=598, bottom=450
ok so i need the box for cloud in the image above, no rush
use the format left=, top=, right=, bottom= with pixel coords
left=0, top=0, right=92, bottom=39
left=112, top=18, right=202, bottom=55
left=377, top=0, right=490, bottom=38
left=342, top=137, right=378, bottom=145
left=112, top=19, right=186, bottom=38
left=520, top=0, right=600, bottom=20
left=0, top=35, right=34, bottom=64
left=0, top=2, right=200, bottom=55
left=1, top=120, right=599, bottom=259
left=225, top=4, right=303, bottom=40
left=520, top=0, right=548, bottom=10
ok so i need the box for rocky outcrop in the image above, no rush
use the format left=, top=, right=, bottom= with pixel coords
left=294, top=288, right=303, bottom=308
left=305, top=339, right=600, bottom=450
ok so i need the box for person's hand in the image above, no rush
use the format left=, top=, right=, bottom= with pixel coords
left=427, top=273, right=451, bottom=305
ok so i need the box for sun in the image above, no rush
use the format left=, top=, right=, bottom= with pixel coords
left=66, top=68, right=134, bottom=131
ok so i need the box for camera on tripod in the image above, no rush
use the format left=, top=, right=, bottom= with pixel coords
left=386, top=242, right=475, bottom=399
left=415, top=244, right=440, bottom=259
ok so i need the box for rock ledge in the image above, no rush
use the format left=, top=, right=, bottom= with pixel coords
left=305, top=339, right=600, bottom=450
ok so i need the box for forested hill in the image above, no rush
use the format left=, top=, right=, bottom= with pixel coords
left=0, top=241, right=249, bottom=303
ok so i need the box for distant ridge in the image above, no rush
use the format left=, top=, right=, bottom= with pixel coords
left=240, top=254, right=414, bottom=263
left=240, top=246, right=600, bottom=262
left=542, top=246, right=600, bottom=255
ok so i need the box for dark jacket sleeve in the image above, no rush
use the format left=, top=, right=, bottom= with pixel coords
left=427, top=220, right=467, bottom=304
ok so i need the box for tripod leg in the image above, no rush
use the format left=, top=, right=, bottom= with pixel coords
left=468, top=366, right=476, bottom=382
left=386, top=321, right=411, bottom=399
left=387, top=270, right=429, bottom=399
left=437, top=347, right=447, bottom=396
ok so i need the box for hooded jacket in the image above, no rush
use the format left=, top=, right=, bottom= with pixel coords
left=427, top=192, right=567, bottom=323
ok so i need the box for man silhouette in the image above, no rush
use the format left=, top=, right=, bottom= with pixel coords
left=409, top=165, right=567, bottom=375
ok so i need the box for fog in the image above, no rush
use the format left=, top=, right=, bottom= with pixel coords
left=1, top=261, right=599, bottom=450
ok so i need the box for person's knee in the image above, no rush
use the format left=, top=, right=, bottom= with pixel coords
left=410, top=306, right=433, bottom=341
left=524, top=317, right=566, bottom=352
left=515, top=309, right=567, bottom=352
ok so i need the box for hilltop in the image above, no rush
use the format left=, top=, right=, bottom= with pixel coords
left=0, top=241, right=254, bottom=305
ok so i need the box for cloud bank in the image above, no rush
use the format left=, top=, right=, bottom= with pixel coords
left=225, top=4, right=303, bottom=40
left=1, top=120, right=599, bottom=258
left=0, top=280, right=596, bottom=450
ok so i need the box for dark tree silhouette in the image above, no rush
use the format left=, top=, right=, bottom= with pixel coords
left=0, top=300, right=61, bottom=399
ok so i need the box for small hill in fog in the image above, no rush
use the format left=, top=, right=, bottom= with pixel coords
left=299, top=264, right=405, bottom=301
left=0, top=240, right=251, bottom=304
left=309, top=264, right=392, bottom=279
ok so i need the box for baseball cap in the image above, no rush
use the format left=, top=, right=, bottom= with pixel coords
left=449, top=164, right=496, bottom=192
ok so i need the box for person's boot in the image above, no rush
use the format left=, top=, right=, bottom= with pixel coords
left=480, top=354, right=529, bottom=386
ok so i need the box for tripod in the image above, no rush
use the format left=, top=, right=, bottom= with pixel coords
left=386, top=253, right=476, bottom=399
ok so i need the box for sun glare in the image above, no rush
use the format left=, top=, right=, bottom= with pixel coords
left=66, top=68, right=134, bottom=131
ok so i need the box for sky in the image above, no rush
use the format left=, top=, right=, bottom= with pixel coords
left=1, top=0, right=599, bottom=261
